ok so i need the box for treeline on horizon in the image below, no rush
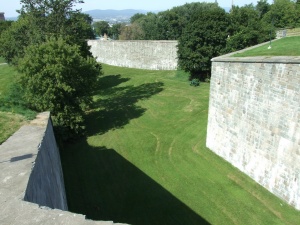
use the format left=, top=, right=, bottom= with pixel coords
left=94, top=0, right=300, bottom=79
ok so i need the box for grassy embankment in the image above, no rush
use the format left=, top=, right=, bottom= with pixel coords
left=0, top=59, right=35, bottom=144
left=61, top=64, right=300, bottom=225
left=233, top=36, right=300, bottom=57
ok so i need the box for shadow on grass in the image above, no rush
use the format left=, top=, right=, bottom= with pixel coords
left=61, top=141, right=210, bottom=225
left=86, top=75, right=164, bottom=135
left=93, top=74, right=131, bottom=95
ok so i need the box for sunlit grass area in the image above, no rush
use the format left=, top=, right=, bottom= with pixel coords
left=0, top=112, right=27, bottom=144
left=0, top=64, right=34, bottom=144
left=233, top=36, right=300, bottom=57
left=61, top=64, right=300, bottom=225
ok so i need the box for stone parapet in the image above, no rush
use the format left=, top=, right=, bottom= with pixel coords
left=0, top=112, right=127, bottom=224
left=88, top=40, right=178, bottom=70
left=207, top=51, right=300, bottom=210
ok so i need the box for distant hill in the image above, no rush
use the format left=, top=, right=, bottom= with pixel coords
left=84, top=7, right=231, bottom=22
left=6, top=17, right=18, bottom=21
left=6, top=7, right=231, bottom=23
left=84, top=9, right=161, bottom=22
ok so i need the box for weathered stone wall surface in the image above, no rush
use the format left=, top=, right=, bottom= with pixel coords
left=207, top=54, right=300, bottom=210
left=88, top=40, right=178, bottom=70
left=24, top=114, right=68, bottom=210
left=0, top=112, right=126, bottom=224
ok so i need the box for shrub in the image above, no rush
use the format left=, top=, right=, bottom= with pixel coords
left=18, top=37, right=102, bottom=139
left=190, top=78, right=200, bottom=87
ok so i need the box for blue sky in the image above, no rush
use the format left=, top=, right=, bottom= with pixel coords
left=2, top=0, right=273, bottom=17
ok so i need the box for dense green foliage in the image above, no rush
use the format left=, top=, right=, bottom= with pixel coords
left=119, top=22, right=144, bottom=40
left=0, top=17, right=36, bottom=64
left=108, top=23, right=123, bottom=40
left=61, top=64, right=300, bottom=225
left=0, top=20, right=14, bottom=36
left=0, top=0, right=95, bottom=64
left=262, top=0, right=300, bottom=28
left=0, top=0, right=101, bottom=139
left=18, top=38, right=101, bottom=138
left=93, top=20, right=110, bottom=36
left=178, top=3, right=228, bottom=80
left=226, top=4, right=273, bottom=53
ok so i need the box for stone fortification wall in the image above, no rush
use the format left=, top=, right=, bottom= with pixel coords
left=207, top=54, right=300, bottom=210
left=24, top=114, right=68, bottom=210
left=0, top=112, right=126, bottom=224
left=88, top=40, right=178, bottom=70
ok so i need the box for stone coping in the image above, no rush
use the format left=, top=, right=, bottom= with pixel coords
left=0, top=112, right=126, bottom=225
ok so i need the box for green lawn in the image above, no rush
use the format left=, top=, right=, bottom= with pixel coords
left=0, top=64, right=29, bottom=144
left=0, top=112, right=27, bottom=144
left=61, top=64, right=300, bottom=225
left=233, top=36, right=300, bottom=57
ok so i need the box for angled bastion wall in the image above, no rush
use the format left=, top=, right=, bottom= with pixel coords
left=207, top=53, right=300, bottom=210
left=0, top=112, right=126, bottom=224
left=88, top=40, right=178, bottom=70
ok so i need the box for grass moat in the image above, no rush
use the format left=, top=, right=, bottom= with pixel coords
left=60, top=64, right=300, bottom=225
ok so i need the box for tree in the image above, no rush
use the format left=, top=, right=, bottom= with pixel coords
left=119, top=23, right=145, bottom=40
left=18, top=37, right=101, bottom=138
left=226, top=4, right=272, bottom=52
left=157, top=9, right=183, bottom=40
left=93, top=21, right=110, bottom=37
left=0, top=0, right=94, bottom=64
left=0, top=20, right=14, bottom=36
left=256, top=0, right=271, bottom=18
left=262, top=0, right=299, bottom=28
left=0, top=0, right=101, bottom=139
left=130, top=13, right=145, bottom=24
left=0, top=16, right=41, bottom=64
left=177, top=3, right=229, bottom=80
left=133, top=12, right=160, bottom=40
left=108, top=23, right=123, bottom=40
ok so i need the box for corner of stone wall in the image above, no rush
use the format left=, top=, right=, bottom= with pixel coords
left=207, top=48, right=300, bottom=210
left=0, top=112, right=128, bottom=224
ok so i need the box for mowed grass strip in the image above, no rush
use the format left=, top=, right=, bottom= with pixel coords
left=61, top=64, right=300, bottom=225
left=0, top=64, right=27, bottom=144
left=233, top=36, right=300, bottom=57
left=0, top=112, right=27, bottom=144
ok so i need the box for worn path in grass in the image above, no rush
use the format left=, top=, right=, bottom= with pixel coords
left=61, top=64, right=300, bottom=225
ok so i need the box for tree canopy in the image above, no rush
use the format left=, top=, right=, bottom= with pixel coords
left=262, top=0, right=300, bottom=28
left=0, top=0, right=94, bottom=64
left=93, top=21, right=110, bottom=36
left=18, top=37, right=101, bottom=138
left=177, top=3, right=228, bottom=80
left=0, top=0, right=101, bottom=139
left=226, top=4, right=273, bottom=52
